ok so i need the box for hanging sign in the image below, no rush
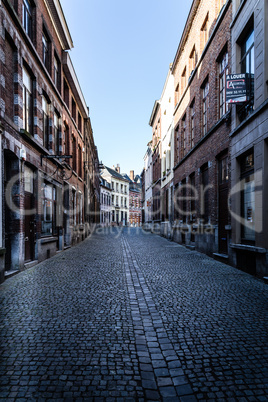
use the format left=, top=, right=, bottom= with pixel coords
left=226, top=73, right=253, bottom=103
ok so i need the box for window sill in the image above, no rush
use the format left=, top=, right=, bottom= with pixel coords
left=230, top=98, right=268, bottom=138
left=230, top=243, right=266, bottom=254
left=40, top=236, right=58, bottom=244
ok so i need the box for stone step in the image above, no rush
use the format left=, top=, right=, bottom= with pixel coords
left=24, top=260, right=38, bottom=269
left=213, top=252, right=229, bottom=262
left=4, top=270, right=20, bottom=279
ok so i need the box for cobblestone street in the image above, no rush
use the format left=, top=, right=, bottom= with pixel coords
left=0, top=228, right=267, bottom=401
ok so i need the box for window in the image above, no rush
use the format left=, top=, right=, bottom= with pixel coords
left=64, top=123, right=70, bottom=156
left=42, top=30, right=49, bottom=70
left=72, top=136, right=77, bottom=172
left=41, top=182, right=56, bottom=236
left=64, top=79, right=69, bottom=108
left=23, top=0, right=32, bottom=38
left=182, top=114, right=187, bottom=158
left=22, top=66, right=33, bottom=134
left=42, top=95, right=49, bottom=149
left=78, top=112, right=82, bottom=132
left=202, top=81, right=209, bottom=135
left=238, top=27, right=255, bottom=121
left=201, top=14, right=209, bottom=51
left=241, top=29, right=254, bottom=74
left=175, top=83, right=180, bottom=105
left=181, top=67, right=186, bottom=94
left=162, top=154, right=166, bottom=176
left=54, top=54, right=61, bottom=91
left=78, top=192, right=82, bottom=224
left=5, top=36, right=15, bottom=119
left=71, top=189, right=76, bottom=226
left=78, top=145, right=82, bottom=178
left=241, top=151, right=255, bottom=242
left=182, top=178, right=187, bottom=223
left=201, top=164, right=209, bottom=223
left=189, top=46, right=197, bottom=73
left=190, top=100, right=195, bottom=148
left=219, top=156, right=228, bottom=184
left=190, top=173, right=196, bottom=221
left=54, top=111, right=60, bottom=155
left=175, top=125, right=180, bottom=163
left=72, top=98, right=76, bottom=121
left=219, top=52, right=228, bottom=118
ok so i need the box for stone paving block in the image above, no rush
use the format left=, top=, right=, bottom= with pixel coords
left=159, top=386, right=177, bottom=397
left=157, top=376, right=173, bottom=387
left=141, top=379, right=157, bottom=390
left=176, top=384, right=194, bottom=396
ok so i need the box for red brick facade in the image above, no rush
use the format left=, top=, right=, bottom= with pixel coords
left=172, top=0, right=232, bottom=255
left=0, top=0, right=99, bottom=281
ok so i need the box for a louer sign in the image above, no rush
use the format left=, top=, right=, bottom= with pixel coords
left=226, top=73, right=254, bottom=103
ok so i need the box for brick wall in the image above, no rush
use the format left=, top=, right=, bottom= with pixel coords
left=173, top=1, right=232, bottom=225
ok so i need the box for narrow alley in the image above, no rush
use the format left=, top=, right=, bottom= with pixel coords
left=0, top=228, right=267, bottom=401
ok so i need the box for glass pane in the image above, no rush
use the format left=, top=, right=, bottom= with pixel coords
left=24, top=166, right=34, bottom=193
left=44, top=185, right=53, bottom=199
left=246, top=31, right=254, bottom=51
left=42, top=96, right=48, bottom=113
left=243, top=177, right=255, bottom=241
left=23, top=67, right=31, bottom=92
left=250, top=48, right=255, bottom=74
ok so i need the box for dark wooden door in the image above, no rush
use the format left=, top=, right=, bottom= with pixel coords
left=218, top=156, right=229, bottom=254
left=24, top=192, right=35, bottom=262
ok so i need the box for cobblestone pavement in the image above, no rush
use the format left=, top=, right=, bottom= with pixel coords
left=0, top=228, right=268, bottom=401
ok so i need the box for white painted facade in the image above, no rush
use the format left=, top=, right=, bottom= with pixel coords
left=101, top=166, right=129, bottom=226
left=160, top=66, right=175, bottom=231
left=100, top=180, right=112, bottom=226
left=160, top=66, right=175, bottom=190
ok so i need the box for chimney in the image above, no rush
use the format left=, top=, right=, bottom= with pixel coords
left=115, top=164, right=120, bottom=173
left=130, top=170, right=134, bottom=181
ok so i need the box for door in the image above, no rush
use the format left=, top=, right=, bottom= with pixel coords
left=24, top=166, right=35, bottom=262
left=4, top=152, right=19, bottom=271
left=24, top=192, right=35, bottom=262
left=218, top=155, right=229, bottom=254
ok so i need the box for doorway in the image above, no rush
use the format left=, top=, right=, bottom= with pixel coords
left=4, top=151, right=19, bottom=271
left=218, top=155, right=229, bottom=254
left=24, top=166, right=35, bottom=262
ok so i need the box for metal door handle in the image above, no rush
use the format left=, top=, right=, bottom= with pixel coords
left=25, top=237, right=29, bottom=241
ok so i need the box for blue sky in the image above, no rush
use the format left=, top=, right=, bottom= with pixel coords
left=61, top=0, right=192, bottom=176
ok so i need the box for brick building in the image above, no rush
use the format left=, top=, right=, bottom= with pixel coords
left=123, top=171, right=142, bottom=227
left=172, top=0, right=232, bottom=256
left=0, top=0, right=99, bottom=282
left=149, top=101, right=161, bottom=230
